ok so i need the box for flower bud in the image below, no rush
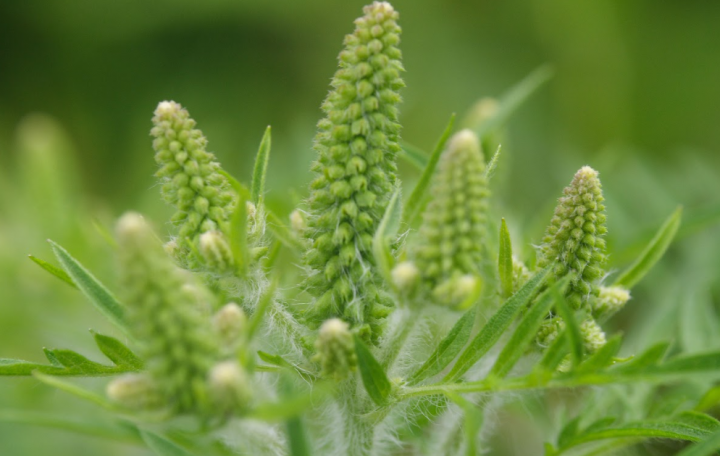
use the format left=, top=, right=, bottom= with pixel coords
left=106, top=373, right=162, bottom=410
left=593, top=286, right=630, bottom=320
left=209, top=361, right=251, bottom=411
left=213, top=302, right=246, bottom=349
left=391, top=261, right=419, bottom=295
left=581, top=318, right=606, bottom=353
left=199, top=231, right=234, bottom=273
left=314, top=318, right=357, bottom=380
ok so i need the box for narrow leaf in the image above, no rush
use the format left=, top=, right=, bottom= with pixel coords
left=444, top=265, right=552, bottom=382
left=402, top=113, right=455, bottom=225
left=28, top=255, right=78, bottom=289
left=48, top=240, right=127, bottom=333
left=485, top=145, right=502, bottom=180
left=373, top=189, right=402, bottom=287
left=141, top=431, right=197, bottom=456
left=230, top=191, right=249, bottom=275
left=536, top=331, right=569, bottom=375
left=614, top=206, right=682, bottom=289
left=33, top=372, right=117, bottom=410
left=410, top=308, right=476, bottom=384
left=551, top=285, right=583, bottom=367
left=678, top=429, right=720, bottom=456
left=266, top=209, right=305, bottom=251
left=354, top=334, right=392, bottom=405
left=250, top=126, right=272, bottom=204
left=613, top=342, right=670, bottom=373
left=287, top=416, right=311, bottom=456
left=91, top=218, right=118, bottom=248
left=217, top=169, right=251, bottom=200
left=576, top=334, right=622, bottom=373
left=92, top=331, right=143, bottom=369
left=489, top=276, right=570, bottom=379
left=498, top=218, right=513, bottom=299
left=399, top=141, right=429, bottom=170
left=475, top=65, right=554, bottom=138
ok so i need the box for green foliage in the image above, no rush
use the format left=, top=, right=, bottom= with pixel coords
left=1, top=2, right=717, bottom=456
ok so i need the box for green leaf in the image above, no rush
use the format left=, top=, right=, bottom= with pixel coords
left=678, top=429, right=720, bottom=456
left=551, top=285, right=583, bottom=367
left=266, top=209, right=305, bottom=251
left=576, top=334, right=622, bottom=373
left=33, top=372, right=117, bottom=410
left=402, top=113, right=455, bottom=226
left=286, top=416, right=311, bottom=456
left=92, top=331, right=143, bottom=369
left=498, top=218, right=513, bottom=299
left=399, top=141, right=429, bottom=170
left=475, top=65, right=554, bottom=138
left=489, top=276, right=570, bottom=379
left=485, top=145, right=502, bottom=180
left=536, top=331, right=569, bottom=374
left=354, top=334, right=392, bottom=405
left=257, top=351, right=315, bottom=381
left=217, top=168, right=252, bottom=200
left=250, top=125, right=272, bottom=205
left=28, top=255, right=78, bottom=289
left=409, top=308, right=476, bottom=384
left=91, top=218, right=118, bottom=249
left=613, top=342, right=669, bottom=373
left=1, top=348, right=135, bottom=377
left=614, top=206, right=682, bottom=289
left=141, top=431, right=198, bottom=456
left=49, top=240, right=127, bottom=333
left=230, top=191, right=249, bottom=275
left=373, top=189, right=402, bottom=287
left=0, top=410, right=140, bottom=443
left=444, top=265, right=552, bottom=382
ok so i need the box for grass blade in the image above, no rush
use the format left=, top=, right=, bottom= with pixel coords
left=48, top=240, right=127, bottom=333
left=28, top=255, right=78, bottom=289
left=488, top=276, right=570, bottom=379
left=354, top=335, right=392, bottom=405
left=444, top=265, right=552, bottom=382
left=250, top=126, right=272, bottom=205
left=409, top=308, right=476, bottom=384
left=402, top=113, right=455, bottom=225
left=576, top=334, right=622, bottom=374
left=614, top=206, right=682, bottom=289
left=498, top=218, right=513, bottom=299
left=373, top=189, right=402, bottom=287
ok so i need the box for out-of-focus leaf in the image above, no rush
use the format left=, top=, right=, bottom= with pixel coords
left=551, top=285, right=583, bottom=367
left=485, top=145, right=502, bottom=180
left=399, top=142, right=429, bottom=170
left=28, top=255, right=78, bottom=289
left=141, top=431, right=198, bottom=456
left=266, top=210, right=305, bottom=252
left=373, top=189, right=402, bottom=287
left=0, top=410, right=140, bottom=443
left=576, top=335, right=622, bottom=374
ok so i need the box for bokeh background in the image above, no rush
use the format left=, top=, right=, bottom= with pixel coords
left=1, top=1, right=719, bottom=454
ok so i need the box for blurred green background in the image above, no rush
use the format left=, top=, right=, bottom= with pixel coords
left=1, top=1, right=719, bottom=454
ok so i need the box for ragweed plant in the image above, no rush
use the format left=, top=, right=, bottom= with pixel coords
left=3, top=3, right=720, bottom=456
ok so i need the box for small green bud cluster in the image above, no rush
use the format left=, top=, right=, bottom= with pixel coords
left=305, top=1, right=405, bottom=325
left=538, top=166, right=607, bottom=310
left=116, top=213, right=229, bottom=413
left=593, top=286, right=630, bottom=320
left=151, top=101, right=236, bottom=267
left=580, top=318, right=606, bottom=353
left=411, top=129, right=489, bottom=306
left=512, top=256, right=532, bottom=294
left=313, top=318, right=358, bottom=380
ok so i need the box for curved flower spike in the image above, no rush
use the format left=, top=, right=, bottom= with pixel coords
left=412, top=129, right=490, bottom=306
left=151, top=101, right=236, bottom=267
left=305, top=2, right=405, bottom=326
left=116, top=212, right=219, bottom=413
left=538, top=166, right=608, bottom=310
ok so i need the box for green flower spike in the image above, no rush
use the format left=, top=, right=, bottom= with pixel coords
left=305, top=1, right=405, bottom=324
left=412, top=129, right=489, bottom=306
left=538, top=166, right=607, bottom=309
left=313, top=318, right=358, bottom=380
left=593, top=286, right=630, bottom=320
left=116, top=212, right=219, bottom=413
left=151, top=101, right=236, bottom=267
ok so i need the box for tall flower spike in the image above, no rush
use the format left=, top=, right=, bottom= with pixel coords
left=116, top=212, right=219, bottom=413
left=151, top=101, right=236, bottom=267
left=305, top=2, right=404, bottom=324
left=538, top=166, right=607, bottom=309
left=411, top=129, right=490, bottom=306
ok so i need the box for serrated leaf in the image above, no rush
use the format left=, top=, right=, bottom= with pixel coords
left=402, top=113, right=455, bottom=226
left=1, top=350, right=134, bottom=377
left=399, top=141, right=429, bottom=170
left=489, top=276, right=570, bottom=379
left=475, top=65, right=554, bottom=139
left=576, top=334, right=622, bottom=374
left=92, top=331, right=143, bottom=369
left=141, top=431, right=198, bottom=456
left=614, top=206, right=682, bottom=289
left=28, top=255, right=78, bottom=289
left=551, top=285, right=583, bottom=367
left=230, top=191, right=249, bottom=275
left=485, top=145, right=502, bottom=180
left=266, top=209, right=304, bottom=251
left=373, top=189, right=402, bottom=287
left=250, top=125, right=271, bottom=205
left=444, top=265, right=552, bottom=382
left=498, top=218, right=513, bottom=299
left=33, top=372, right=117, bottom=410
left=354, top=335, right=392, bottom=405
left=409, top=308, right=476, bottom=384
left=48, top=240, right=127, bottom=333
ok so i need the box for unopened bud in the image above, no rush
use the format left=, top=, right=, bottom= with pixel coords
left=593, top=286, right=630, bottom=319
left=314, top=318, right=357, bottom=380
left=213, top=302, right=246, bottom=348
left=199, top=231, right=234, bottom=272
left=391, top=261, right=419, bottom=294
left=209, top=361, right=251, bottom=410
left=106, top=373, right=162, bottom=410
left=290, top=209, right=307, bottom=233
